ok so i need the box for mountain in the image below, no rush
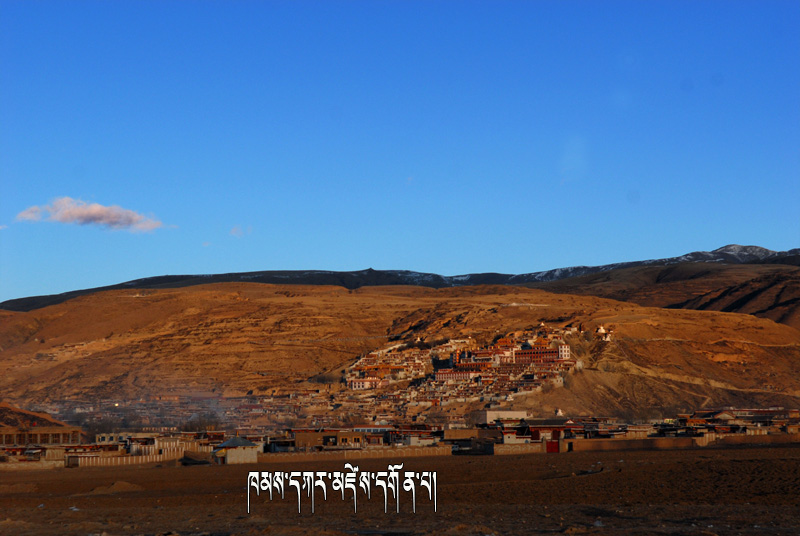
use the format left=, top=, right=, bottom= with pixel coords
left=2, top=245, right=797, bottom=313
left=1, top=283, right=799, bottom=420
left=530, top=262, right=800, bottom=330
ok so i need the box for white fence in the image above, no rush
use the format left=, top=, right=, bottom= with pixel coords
left=131, top=444, right=213, bottom=456
left=67, top=447, right=188, bottom=468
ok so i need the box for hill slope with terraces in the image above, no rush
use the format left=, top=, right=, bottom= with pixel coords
left=1, top=283, right=798, bottom=418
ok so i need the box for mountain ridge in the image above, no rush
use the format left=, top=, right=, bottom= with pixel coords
left=3, top=244, right=798, bottom=312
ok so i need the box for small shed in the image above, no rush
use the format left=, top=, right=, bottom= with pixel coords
left=212, top=437, right=258, bottom=465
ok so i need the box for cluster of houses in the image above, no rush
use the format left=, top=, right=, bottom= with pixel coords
left=35, top=394, right=226, bottom=432
left=1, top=427, right=262, bottom=467
left=345, top=330, right=578, bottom=410
left=347, top=347, right=433, bottom=390
left=656, top=407, right=800, bottom=436
left=30, top=325, right=583, bottom=432
left=3, top=406, right=800, bottom=468
left=9, top=324, right=799, bottom=463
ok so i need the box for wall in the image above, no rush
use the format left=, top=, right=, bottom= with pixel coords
left=443, top=429, right=500, bottom=441
left=563, top=437, right=695, bottom=452
left=0, top=460, right=64, bottom=471
left=494, top=443, right=544, bottom=455
left=65, top=448, right=185, bottom=468
left=225, top=447, right=258, bottom=464
left=44, top=448, right=65, bottom=461
left=702, top=433, right=800, bottom=447
left=259, top=446, right=451, bottom=463
left=563, top=433, right=800, bottom=453
left=133, top=443, right=212, bottom=456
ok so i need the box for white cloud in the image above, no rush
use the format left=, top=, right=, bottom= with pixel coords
left=16, top=197, right=162, bottom=232
left=230, top=225, right=252, bottom=238
left=16, top=206, right=43, bottom=221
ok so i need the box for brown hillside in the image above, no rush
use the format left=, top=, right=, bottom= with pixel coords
left=532, top=263, right=800, bottom=330
left=0, top=401, right=70, bottom=428
left=0, top=283, right=798, bottom=417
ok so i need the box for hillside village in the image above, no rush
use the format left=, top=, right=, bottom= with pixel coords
left=4, top=324, right=800, bottom=469
left=345, top=325, right=577, bottom=407
left=29, top=322, right=589, bottom=431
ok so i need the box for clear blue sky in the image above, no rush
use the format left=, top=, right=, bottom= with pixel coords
left=1, top=1, right=799, bottom=302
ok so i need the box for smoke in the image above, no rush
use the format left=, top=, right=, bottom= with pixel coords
left=16, top=197, right=162, bottom=232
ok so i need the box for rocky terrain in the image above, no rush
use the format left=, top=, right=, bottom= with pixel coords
left=0, top=401, right=71, bottom=429
left=532, top=262, right=800, bottom=330
left=0, top=283, right=798, bottom=417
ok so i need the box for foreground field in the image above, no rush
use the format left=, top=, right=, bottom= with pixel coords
left=2, top=445, right=800, bottom=535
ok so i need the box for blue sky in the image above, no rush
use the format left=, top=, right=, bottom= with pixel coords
left=1, top=1, right=799, bottom=302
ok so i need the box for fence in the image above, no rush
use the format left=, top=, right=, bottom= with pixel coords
left=259, top=446, right=451, bottom=463
left=62, top=432, right=800, bottom=467
left=132, top=444, right=213, bottom=456
left=66, top=447, right=186, bottom=468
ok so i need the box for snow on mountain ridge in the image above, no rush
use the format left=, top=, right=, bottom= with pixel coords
left=435, top=245, right=795, bottom=285
left=2, top=245, right=797, bottom=312
left=712, top=244, right=774, bottom=255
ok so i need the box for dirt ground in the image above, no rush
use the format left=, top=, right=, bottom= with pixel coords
left=2, top=444, right=800, bottom=536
